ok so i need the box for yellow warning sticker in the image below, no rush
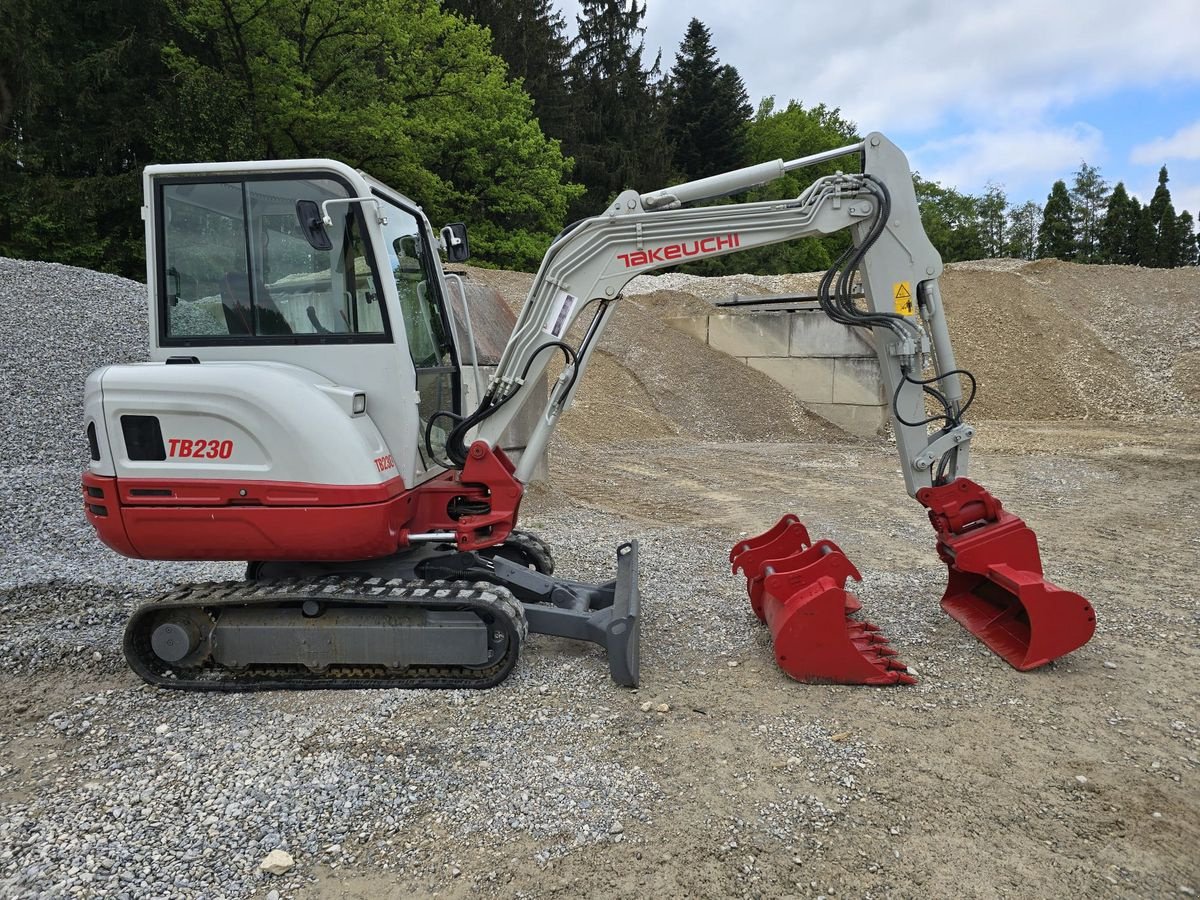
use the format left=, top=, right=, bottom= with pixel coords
left=893, top=281, right=914, bottom=315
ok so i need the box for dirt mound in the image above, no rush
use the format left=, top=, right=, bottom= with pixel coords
left=612, top=258, right=1200, bottom=424
left=461, top=268, right=849, bottom=446
left=943, top=259, right=1200, bottom=420
left=1174, top=351, right=1200, bottom=403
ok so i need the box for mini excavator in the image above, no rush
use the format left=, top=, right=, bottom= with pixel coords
left=82, top=134, right=1096, bottom=690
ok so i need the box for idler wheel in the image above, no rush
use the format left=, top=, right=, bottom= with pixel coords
left=147, top=610, right=212, bottom=667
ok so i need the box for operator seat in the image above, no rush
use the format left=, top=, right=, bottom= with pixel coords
left=220, top=271, right=293, bottom=336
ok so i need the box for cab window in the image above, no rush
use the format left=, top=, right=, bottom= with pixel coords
left=159, top=177, right=389, bottom=342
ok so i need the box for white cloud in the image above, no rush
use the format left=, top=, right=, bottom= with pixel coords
left=1131, top=121, right=1200, bottom=165
left=1169, top=183, right=1200, bottom=218
left=910, top=124, right=1104, bottom=194
left=621, top=0, right=1200, bottom=133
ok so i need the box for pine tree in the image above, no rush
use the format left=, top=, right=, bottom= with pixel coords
left=1070, top=161, right=1108, bottom=262
left=565, top=0, right=673, bottom=219
left=1098, top=182, right=1139, bottom=264
left=443, top=0, right=572, bottom=140
left=1037, top=180, right=1076, bottom=260
left=1177, top=211, right=1198, bottom=266
left=1006, top=201, right=1041, bottom=259
left=1147, top=165, right=1174, bottom=267
left=663, top=19, right=752, bottom=179
left=1134, top=204, right=1157, bottom=266
left=1158, top=200, right=1180, bottom=268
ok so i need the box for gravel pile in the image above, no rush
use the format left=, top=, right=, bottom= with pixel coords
left=0, top=258, right=146, bottom=470
left=2, top=256, right=1196, bottom=897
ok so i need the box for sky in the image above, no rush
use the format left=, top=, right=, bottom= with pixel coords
left=557, top=0, right=1200, bottom=216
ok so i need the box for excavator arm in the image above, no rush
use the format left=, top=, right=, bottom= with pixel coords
left=458, top=133, right=969, bottom=497
left=447, top=132, right=1094, bottom=680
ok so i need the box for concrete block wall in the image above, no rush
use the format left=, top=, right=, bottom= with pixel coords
left=665, top=309, right=887, bottom=436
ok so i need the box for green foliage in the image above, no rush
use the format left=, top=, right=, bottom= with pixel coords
left=163, top=0, right=579, bottom=270
left=664, top=19, right=752, bottom=180
left=0, top=0, right=579, bottom=274
left=0, top=0, right=173, bottom=274
left=978, top=184, right=1007, bottom=258
left=1176, top=211, right=1198, bottom=267
left=442, top=0, right=573, bottom=141
left=1098, top=183, right=1139, bottom=264
left=564, top=0, right=673, bottom=221
left=1142, top=165, right=1181, bottom=268
left=1134, top=204, right=1158, bottom=266
left=1037, top=180, right=1076, bottom=260
left=1069, top=161, right=1108, bottom=262
left=1006, top=200, right=1041, bottom=259
left=915, top=177, right=984, bottom=262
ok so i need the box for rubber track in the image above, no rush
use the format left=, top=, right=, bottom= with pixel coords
left=492, top=529, right=555, bottom=575
left=123, top=576, right=527, bottom=692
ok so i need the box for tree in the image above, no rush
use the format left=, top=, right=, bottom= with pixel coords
left=564, top=0, right=673, bottom=220
left=1070, top=161, right=1108, bottom=262
left=916, top=177, right=983, bottom=262
left=162, top=0, right=580, bottom=269
left=663, top=19, right=752, bottom=180
left=1134, top=204, right=1158, bottom=266
left=1177, top=211, right=1198, bottom=266
left=0, top=0, right=175, bottom=275
left=1006, top=201, right=1041, bottom=260
left=1157, top=199, right=1180, bottom=268
left=442, top=0, right=573, bottom=141
left=1146, top=165, right=1175, bottom=267
left=1037, top=180, right=1076, bottom=260
left=977, top=183, right=1007, bottom=258
left=1098, top=182, right=1139, bottom=264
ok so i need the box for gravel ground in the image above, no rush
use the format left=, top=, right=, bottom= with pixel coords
left=1, top=257, right=1197, bottom=898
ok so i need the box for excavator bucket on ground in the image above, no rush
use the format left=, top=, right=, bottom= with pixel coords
left=731, top=517, right=915, bottom=686
left=917, top=478, right=1096, bottom=670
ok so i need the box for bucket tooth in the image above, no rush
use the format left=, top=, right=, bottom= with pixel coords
left=918, top=478, right=1096, bottom=671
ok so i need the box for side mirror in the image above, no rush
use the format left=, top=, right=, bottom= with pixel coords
left=440, top=223, right=470, bottom=262
left=295, top=199, right=333, bottom=251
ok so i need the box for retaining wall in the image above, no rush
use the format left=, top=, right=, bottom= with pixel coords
left=665, top=309, right=887, bottom=436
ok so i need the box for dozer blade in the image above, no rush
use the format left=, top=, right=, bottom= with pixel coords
left=918, top=478, right=1096, bottom=671
left=732, top=521, right=914, bottom=686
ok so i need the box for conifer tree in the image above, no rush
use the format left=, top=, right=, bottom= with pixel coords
left=1177, top=211, right=1198, bottom=266
left=443, top=0, right=573, bottom=140
left=1134, top=204, right=1158, bottom=266
left=1146, top=166, right=1180, bottom=267
left=1070, top=161, right=1108, bottom=262
left=663, top=19, right=751, bottom=179
left=565, top=0, right=673, bottom=219
left=1157, top=199, right=1180, bottom=268
left=1036, top=180, right=1076, bottom=260
left=1098, top=182, right=1139, bottom=264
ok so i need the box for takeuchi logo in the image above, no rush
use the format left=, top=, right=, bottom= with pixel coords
left=617, top=233, right=741, bottom=268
